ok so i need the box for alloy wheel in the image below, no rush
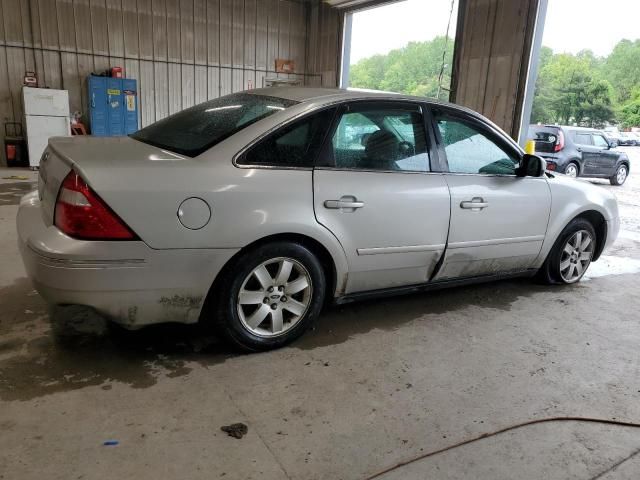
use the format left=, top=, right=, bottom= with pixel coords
left=565, top=164, right=578, bottom=178
left=559, top=230, right=594, bottom=283
left=616, top=165, right=627, bottom=185
left=237, top=257, right=313, bottom=337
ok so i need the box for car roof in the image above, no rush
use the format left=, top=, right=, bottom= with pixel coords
left=248, top=86, right=413, bottom=102
left=247, top=86, right=477, bottom=114
left=531, top=124, right=605, bottom=134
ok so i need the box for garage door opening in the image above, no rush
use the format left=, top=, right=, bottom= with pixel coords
left=341, top=0, right=459, bottom=102
left=525, top=0, right=640, bottom=139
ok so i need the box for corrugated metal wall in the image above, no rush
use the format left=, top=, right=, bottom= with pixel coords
left=450, top=0, right=538, bottom=139
left=0, top=0, right=342, bottom=165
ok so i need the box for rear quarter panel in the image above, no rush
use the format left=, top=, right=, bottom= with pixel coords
left=79, top=114, right=350, bottom=295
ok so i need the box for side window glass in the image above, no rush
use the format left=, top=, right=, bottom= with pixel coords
left=435, top=115, right=519, bottom=175
left=575, top=133, right=592, bottom=145
left=331, top=108, right=429, bottom=172
left=592, top=135, right=608, bottom=148
left=332, top=113, right=379, bottom=151
left=240, top=109, right=334, bottom=167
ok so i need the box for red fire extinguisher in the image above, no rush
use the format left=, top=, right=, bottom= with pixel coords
left=6, top=144, right=16, bottom=162
left=4, top=122, right=26, bottom=167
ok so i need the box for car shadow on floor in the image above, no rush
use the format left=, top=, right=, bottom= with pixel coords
left=0, top=276, right=571, bottom=401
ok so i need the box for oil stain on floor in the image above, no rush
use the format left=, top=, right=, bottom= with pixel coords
left=0, top=278, right=237, bottom=401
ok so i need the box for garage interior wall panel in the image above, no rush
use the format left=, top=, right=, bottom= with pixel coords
left=451, top=0, right=539, bottom=138
left=306, top=1, right=342, bottom=87
left=0, top=0, right=343, bottom=165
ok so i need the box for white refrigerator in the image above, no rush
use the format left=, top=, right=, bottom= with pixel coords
left=22, top=87, right=71, bottom=168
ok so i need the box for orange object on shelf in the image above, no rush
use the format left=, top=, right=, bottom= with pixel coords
left=71, top=123, right=88, bottom=135
left=275, top=59, right=294, bottom=73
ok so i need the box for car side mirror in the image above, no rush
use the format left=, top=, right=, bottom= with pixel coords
left=517, top=154, right=546, bottom=177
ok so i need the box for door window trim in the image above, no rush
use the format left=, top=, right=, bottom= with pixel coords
left=232, top=104, right=340, bottom=170
left=573, top=131, right=594, bottom=146
left=316, top=100, right=438, bottom=175
left=429, top=106, right=527, bottom=178
left=591, top=133, right=609, bottom=148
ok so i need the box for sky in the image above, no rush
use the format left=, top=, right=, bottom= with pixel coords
left=542, top=0, right=640, bottom=57
left=350, top=0, right=640, bottom=65
left=350, top=0, right=458, bottom=64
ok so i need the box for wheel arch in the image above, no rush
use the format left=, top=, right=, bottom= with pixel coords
left=572, top=210, right=607, bottom=261
left=618, top=159, right=630, bottom=173
left=202, top=232, right=347, bottom=320
left=536, top=205, right=610, bottom=269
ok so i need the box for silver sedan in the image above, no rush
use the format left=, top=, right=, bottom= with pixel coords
left=17, top=88, right=620, bottom=350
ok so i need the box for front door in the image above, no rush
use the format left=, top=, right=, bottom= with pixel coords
left=591, top=133, right=618, bottom=176
left=573, top=131, right=605, bottom=176
left=430, top=108, right=552, bottom=280
left=313, top=102, right=450, bottom=294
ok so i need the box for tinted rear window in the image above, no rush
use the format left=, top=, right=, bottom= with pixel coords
left=528, top=126, right=560, bottom=153
left=130, top=93, right=298, bottom=157
left=529, top=127, right=559, bottom=142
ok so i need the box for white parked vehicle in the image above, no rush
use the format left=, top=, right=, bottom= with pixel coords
left=17, top=88, right=620, bottom=350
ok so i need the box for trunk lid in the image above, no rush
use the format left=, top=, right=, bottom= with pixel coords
left=39, top=136, right=187, bottom=225
left=528, top=126, right=562, bottom=154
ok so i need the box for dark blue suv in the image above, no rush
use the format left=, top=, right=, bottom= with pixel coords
left=529, top=125, right=630, bottom=186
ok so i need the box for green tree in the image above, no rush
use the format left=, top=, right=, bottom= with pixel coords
left=530, top=46, right=555, bottom=123
left=349, top=54, right=387, bottom=90
left=531, top=49, right=614, bottom=127
left=349, top=36, right=454, bottom=100
left=351, top=38, right=640, bottom=128
left=604, top=39, right=640, bottom=103
left=619, top=87, right=640, bottom=127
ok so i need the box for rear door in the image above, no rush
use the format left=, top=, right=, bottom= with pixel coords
left=431, top=107, right=551, bottom=280
left=591, top=133, right=618, bottom=175
left=313, top=102, right=451, bottom=294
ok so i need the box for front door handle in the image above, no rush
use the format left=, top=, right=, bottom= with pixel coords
left=324, top=196, right=364, bottom=210
left=460, top=197, right=488, bottom=210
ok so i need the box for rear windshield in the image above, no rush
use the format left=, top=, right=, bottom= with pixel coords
left=528, top=126, right=560, bottom=153
left=130, top=93, right=298, bottom=157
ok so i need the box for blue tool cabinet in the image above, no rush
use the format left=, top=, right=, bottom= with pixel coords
left=88, top=75, right=138, bottom=136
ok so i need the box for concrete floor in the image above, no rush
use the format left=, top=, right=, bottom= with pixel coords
left=1, top=150, right=640, bottom=479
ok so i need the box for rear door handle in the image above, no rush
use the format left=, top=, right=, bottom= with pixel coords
left=460, top=197, right=488, bottom=210
left=324, top=196, right=364, bottom=210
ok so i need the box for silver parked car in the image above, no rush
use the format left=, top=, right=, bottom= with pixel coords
left=17, top=88, right=620, bottom=350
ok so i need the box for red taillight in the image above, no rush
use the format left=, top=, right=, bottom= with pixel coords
left=54, top=171, right=137, bottom=240
left=546, top=162, right=556, bottom=171
left=553, top=130, right=565, bottom=152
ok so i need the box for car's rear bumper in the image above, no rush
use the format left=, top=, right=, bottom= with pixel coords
left=17, top=191, right=238, bottom=327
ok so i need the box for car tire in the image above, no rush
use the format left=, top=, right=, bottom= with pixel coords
left=564, top=162, right=579, bottom=178
left=208, top=242, right=326, bottom=351
left=536, top=218, right=596, bottom=285
left=610, top=164, right=628, bottom=186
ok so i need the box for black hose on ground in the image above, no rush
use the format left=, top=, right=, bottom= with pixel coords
left=364, top=416, right=640, bottom=479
